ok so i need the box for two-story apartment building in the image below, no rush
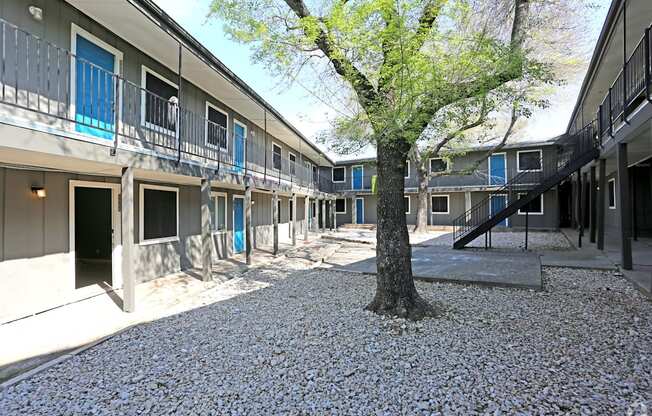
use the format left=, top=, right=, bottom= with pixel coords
left=327, top=140, right=561, bottom=231
left=0, top=0, right=338, bottom=323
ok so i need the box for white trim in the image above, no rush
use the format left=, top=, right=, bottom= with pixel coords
left=272, top=142, right=283, bottom=171
left=405, top=160, right=410, bottom=178
left=517, top=193, right=544, bottom=215
left=404, top=195, right=411, bottom=214
left=430, top=194, right=449, bottom=214
left=288, top=152, right=297, bottom=176
left=211, top=191, right=228, bottom=233
left=138, top=184, right=180, bottom=244
left=489, top=194, right=510, bottom=227
left=69, top=23, right=124, bottom=145
left=429, top=157, right=449, bottom=174
left=335, top=198, right=347, bottom=214
left=516, top=149, right=543, bottom=172
left=205, top=101, right=229, bottom=150
left=234, top=119, right=248, bottom=167
left=608, top=178, right=616, bottom=209
left=355, top=197, right=365, bottom=223
left=140, top=65, right=179, bottom=135
left=487, top=152, right=507, bottom=185
left=232, top=195, right=246, bottom=253
left=351, top=165, right=364, bottom=190
left=68, top=180, right=122, bottom=289
left=332, top=166, right=346, bottom=183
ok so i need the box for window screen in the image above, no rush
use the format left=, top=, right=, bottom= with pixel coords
left=144, top=71, right=178, bottom=131
left=207, top=106, right=227, bottom=149
left=518, top=193, right=543, bottom=214
left=143, top=188, right=177, bottom=240
left=431, top=195, right=448, bottom=213
left=273, top=144, right=282, bottom=170
left=335, top=198, right=346, bottom=213
left=430, top=158, right=447, bottom=173
left=210, top=194, right=227, bottom=231
left=332, top=167, right=345, bottom=182
left=518, top=151, right=542, bottom=171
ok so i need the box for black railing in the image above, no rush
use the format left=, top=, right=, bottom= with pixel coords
left=452, top=121, right=599, bottom=243
left=597, top=24, right=652, bottom=140
left=0, top=18, right=320, bottom=190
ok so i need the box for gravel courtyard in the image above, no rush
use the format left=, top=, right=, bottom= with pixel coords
left=1, top=256, right=650, bottom=415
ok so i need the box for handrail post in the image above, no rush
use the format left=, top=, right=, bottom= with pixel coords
left=645, top=27, right=651, bottom=101
left=607, top=87, right=613, bottom=137
left=111, top=76, right=120, bottom=156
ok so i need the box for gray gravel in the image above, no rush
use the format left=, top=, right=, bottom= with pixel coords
left=1, top=259, right=650, bottom=415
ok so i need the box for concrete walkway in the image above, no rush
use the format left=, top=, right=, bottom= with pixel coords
left=0, top=236, right=337, bottom=384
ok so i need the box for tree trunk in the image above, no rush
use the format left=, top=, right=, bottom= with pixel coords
left=366, top=138, right=438, bottom=320
left=414, top=161, right=429, bottom=233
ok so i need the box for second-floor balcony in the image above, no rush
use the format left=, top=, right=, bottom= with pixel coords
left=0, top=19, right=322, bottom=191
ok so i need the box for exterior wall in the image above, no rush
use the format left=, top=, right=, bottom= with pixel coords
left=508, top=188, right=560, bottom=229
left=335, top=197, right=353, bottom=224
left=429, top=192, right=465, bottom=226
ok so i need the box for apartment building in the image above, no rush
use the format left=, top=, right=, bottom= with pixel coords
left=0, top=0, right=337, bottom=323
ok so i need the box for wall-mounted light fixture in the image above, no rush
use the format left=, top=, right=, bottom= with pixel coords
left=28, top=6, right=43, bottom=22
left=31, top=186, right=47, bottom=199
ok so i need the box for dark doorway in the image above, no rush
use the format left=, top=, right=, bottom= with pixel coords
left=74, top=187, right=112, bottom=289
left=632, top=162, right=652, bottom=238
left=558, top=180, right=573, bottom=228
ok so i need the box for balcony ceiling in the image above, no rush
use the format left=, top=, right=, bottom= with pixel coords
left=64, top=0, right=332, bottom=167
left=577, top=0, right=652, bottom=126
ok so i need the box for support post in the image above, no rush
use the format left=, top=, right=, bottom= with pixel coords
left=272, top=190, right=279, bottom=255
left=352, top=196, right=357, bottom=225
left=617, top=143, right=633, bottom=269
left=333, top=199, right=338, bottom=230
left=590, top=165, right=597, bottom=243
left=304, top=196, right=309, bottom=242
left=525, top=209, right=529, bottom=251
left=245, top=184, right=253, bottom=265
left=200, top=177, right=212, bottom=282
left=121, top=166, right=136, bottom=313
left=291, top=193, right=297, bottom=246
left=577, top=170, right=583, bottom=248
left=597, top=159, right=606, bottom=250
left=329, top=199, right=334, bottom=231
left=321, top=197, right=326, bottom=233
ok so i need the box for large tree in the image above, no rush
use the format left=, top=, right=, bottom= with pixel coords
left=208, top=0, right=589, bottom=319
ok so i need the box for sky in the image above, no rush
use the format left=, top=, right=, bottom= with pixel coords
left=152, top=0, right=610, bottom=161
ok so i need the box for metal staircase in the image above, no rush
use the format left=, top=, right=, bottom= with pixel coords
left=452, top=122, right=600, bottom=249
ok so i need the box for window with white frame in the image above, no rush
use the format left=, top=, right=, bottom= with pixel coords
left=405, top=160, right=410, bottom=178
left=289, top=153, right=297, bottom=176
left=312, top=165, right=318, bottom=183
left=332, top=167, right=345, bottom=183
left=141, top=66, right=178, bottom=132
left=430, top=158, right=448, bottom=174
left=431, top=195, right=449, bottom=214
left=140, top=184, right=178, bottom=243
left=210, top=192, right=227, bottom=232
left=608, top=178, right=616, bottom=209
left=206, top=102, right=228, bottom=150
left=404, top=195, right=411, bottom=214
left=272, top=143, right=282, bottom=170
left=335, top=198, right=346, bottom=214
left=517, top=193, right=543, bottom=215
left=517, top=150, right=542, bottom=172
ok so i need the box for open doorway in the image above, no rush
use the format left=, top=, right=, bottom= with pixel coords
left=70, top=181, right=121, bottom=290
left=558, top=180, right=573, bottom=228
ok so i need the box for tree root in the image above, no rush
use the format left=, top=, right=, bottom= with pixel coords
left=365, top=291, right=442, bottom=321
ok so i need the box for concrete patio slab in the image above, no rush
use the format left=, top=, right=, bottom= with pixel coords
left=539, top=249, right=617, bottom=270
left=325, top=244, right=542, bottom=289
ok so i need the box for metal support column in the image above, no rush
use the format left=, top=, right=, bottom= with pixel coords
left=524, top=209, right=529, bottom=251
left=597, top=159, right=606, bottom=250
left=617, top=143, right=633, bottom=269
left=589, top=165, right=597, bottom=243
left=577, top=170, right=583, bottom=248
left=245, top=183, right=253, bottom=265
left=291, top=193, right=297, bottom=246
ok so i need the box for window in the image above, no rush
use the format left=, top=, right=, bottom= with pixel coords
left=430, top=158, right=448, bottom=174
left=210, top=192, right=227, bottom=232
left=608, top=178, right=616, bottom=209
left=517, top=150, right=542, bottom=172
left=141, top=66, right=179, bottom=132
left=335, top=198, right=347, bottom=214
left=272, top=143, right=282, bottom=171
left=332, top=167, right=345, bottom=183
left=517, top=193, right=543, bottom=215
left=206, top=102, right=228, bottom=150
left=405, top=160, right=410, bottom=178
left=139, top=184, right=179, bottom=243
left=431, top=195, right=449, bottom=214
left=404, top=195, right=411, bottom=214
left=289, top=153, right=297, bottom=176
left=305, top=161, right=312, bottom=181
left=313, top=165, right=318, bottom=183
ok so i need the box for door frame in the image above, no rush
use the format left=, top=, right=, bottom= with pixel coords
left=355, top=197, right=365, bottom=224
left=233, top=119, right=247, bottom=172
left=351, top=165, right=364, bottom=190
left=488, top=152, right=507, bottom=186
left=232, top=195, right=246, bottom=253
left=489, top=193, right=509, bottom=227
left=68, top=180, right=122, bottom=289
left=69, top=23, right=124, bottom=145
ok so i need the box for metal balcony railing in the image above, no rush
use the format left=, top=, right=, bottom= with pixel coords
left=0, top=18, right=322, bottom=191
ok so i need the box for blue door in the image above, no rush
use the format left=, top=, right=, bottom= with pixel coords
left=489, top=154, right=506, bottom=185
left=490, top=195, right=508, bottom=227
left=352, top=166, right=363, bottom=190
left=233, top=123, right=245, bottom=173
left=75, top=35, right=116, bottom=140
left=355, top=198, right=364, bottom=224
left=233, top=197, right=245, bottom=253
